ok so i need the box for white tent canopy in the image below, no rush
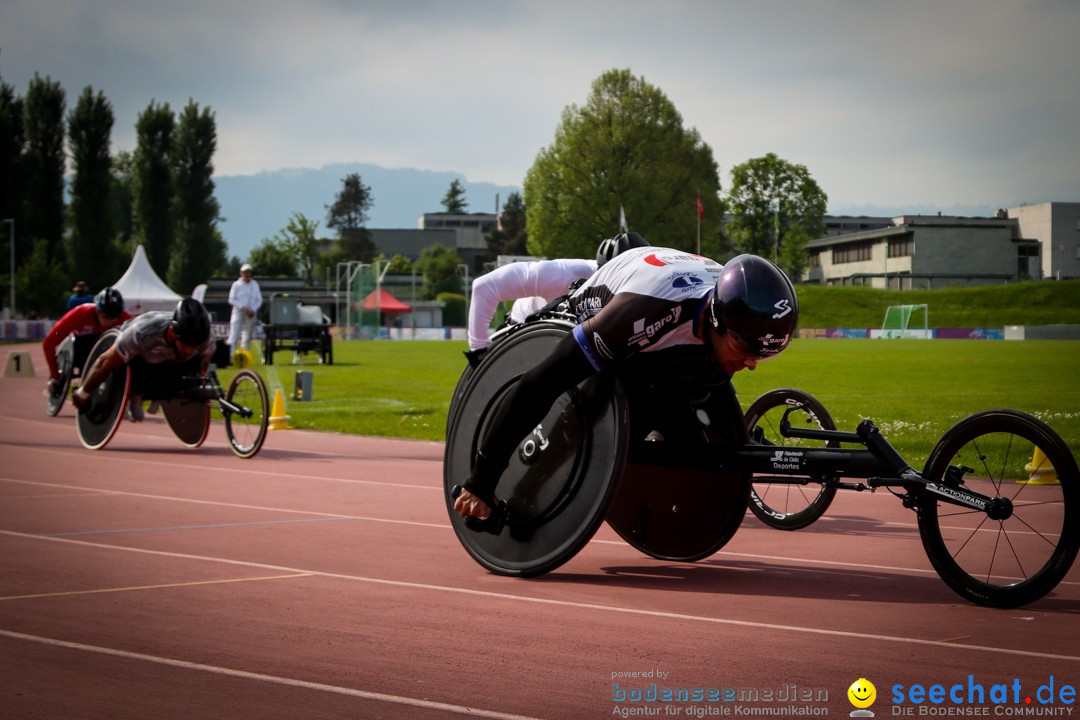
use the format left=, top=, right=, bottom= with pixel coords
left=112, top=244, right=183, bottom=314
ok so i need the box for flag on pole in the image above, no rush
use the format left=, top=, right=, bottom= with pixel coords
left=619, top=205, right=628, bottom=233
left=696, top=194, right=704, bottom=219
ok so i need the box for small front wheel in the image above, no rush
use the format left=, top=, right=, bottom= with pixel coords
left=223, top=370, right=269, bottom=458
left=918, top=409, right=1080, bottom=608
left=744, top=388, right=839, bottom=530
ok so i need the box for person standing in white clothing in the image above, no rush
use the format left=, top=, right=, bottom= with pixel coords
left=228, top=263, right=263, bottom=352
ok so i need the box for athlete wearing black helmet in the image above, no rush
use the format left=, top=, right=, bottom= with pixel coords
left=453, top=247, right=799, bottom=521
left=42, top=287, right=131, bottom=398
left=595, top=231, right=650, bottom=267
left=72, top=298, right=217, bottom=420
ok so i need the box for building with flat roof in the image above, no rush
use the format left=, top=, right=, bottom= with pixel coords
left=801, top=202, right=1076, bottom=288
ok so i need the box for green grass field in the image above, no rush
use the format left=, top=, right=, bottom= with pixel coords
left=224, top=337, right=1079, bottom=472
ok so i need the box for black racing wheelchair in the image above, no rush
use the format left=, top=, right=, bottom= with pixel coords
left=445, top=313, right=1079, bottom=608
left=76, top=329, right=270, bottom=458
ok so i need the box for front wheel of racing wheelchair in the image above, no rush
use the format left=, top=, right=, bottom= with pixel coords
left=444, top=318, right=751, bottom=576
left=76, top=329, right=270, bottom=458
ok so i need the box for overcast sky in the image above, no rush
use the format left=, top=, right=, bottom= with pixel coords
left=3, top=0, right=1078, bottom=214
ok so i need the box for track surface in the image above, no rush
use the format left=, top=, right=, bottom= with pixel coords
left=2, top=343, right=1078, bottom=719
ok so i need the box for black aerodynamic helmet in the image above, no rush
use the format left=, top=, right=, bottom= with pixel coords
left=172, top=298, right=211, bottom=346
left=596, top=231, right=650, bottom=266
left=708, top=254, right=799, bottom=358
left=94, top=287, right=124, bottom=318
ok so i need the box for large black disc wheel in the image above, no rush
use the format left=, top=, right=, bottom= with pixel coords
left=45, top=336, right=75, bottom=416
left=744, top=388, right=839, bottom=530
left=444, top=320, right=628, bottom=577
left=918, top=409, right=1080, bottom=608
left=162, top=399, right=211, bottom=448
left=76, top=330, right=130, bottom=450
left=224, top=370, right=269, bottom=458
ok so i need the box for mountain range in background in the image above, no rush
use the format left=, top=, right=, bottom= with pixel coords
left=213, top=161, right=998, bottom=262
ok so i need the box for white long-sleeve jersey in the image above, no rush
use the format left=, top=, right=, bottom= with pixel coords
left=467, top=258, right=598, bottom=350
left=228, top=278, right=263, bottom=315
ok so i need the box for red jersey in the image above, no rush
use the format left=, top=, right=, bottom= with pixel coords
left=43, top=304, right=132, bottom=378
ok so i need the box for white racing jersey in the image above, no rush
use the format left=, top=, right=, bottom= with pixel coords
left=568, top=246, right=723, bottom=371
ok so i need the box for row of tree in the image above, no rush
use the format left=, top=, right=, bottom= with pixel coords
left=1, top=72, right=226, bottom=316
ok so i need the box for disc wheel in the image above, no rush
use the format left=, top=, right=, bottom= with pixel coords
left=444, top=320, right=628, bottom=577
left=45, top=337, right=75, bottom=416
left=744, top=388, right=839, bottom=530
left=224, top=369, right=269, bottom=458
left=76, top=330, right=130, bottom=450
left=917, top=409, right=1080, bottom=608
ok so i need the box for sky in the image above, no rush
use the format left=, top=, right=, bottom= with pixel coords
left=3, top=0, right=1079, bottom=216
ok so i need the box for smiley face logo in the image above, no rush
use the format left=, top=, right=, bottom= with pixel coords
left=847, top=678, right=877, bottom=709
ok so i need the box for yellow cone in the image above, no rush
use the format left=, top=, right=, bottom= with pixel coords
left=268, top=388, right=292, bottom=430
left=1019, top=446, right=1058, bottom=485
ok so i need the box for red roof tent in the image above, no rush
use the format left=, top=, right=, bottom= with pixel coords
left=361, top=288, right=412, bottom=313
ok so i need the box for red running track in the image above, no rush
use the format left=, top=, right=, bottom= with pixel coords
left=1, top=342, right=1078, bottom=719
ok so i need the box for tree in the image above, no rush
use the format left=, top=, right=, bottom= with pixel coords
left=67, top=86, right=118, bottom=291
left=274, top=212, right=321, bottom=285
left=110, top=150, right=136, bottom=259
left=325, top=172, right=375, bottom=263
left=248, top=238, right=298, bottom=278
left=524, top=68, right=725, bottom=260
left=375, top=253, right=414, bottom=274
left=168, top=100, right=227, bottom=291
left=16, top=238, right=66, bottom=317
left=486, top=191, right=528, bottom=257
left=22, top=74, right=66, bottom=267
left=414, top=243, right=463, bottom=298
left=133, top=100, right=175, bottom=277
left=725, top=152, right=827, bottom=278
left=441, top=179, right=468, bottom=214
left=0, top=79, right=25, bottom=313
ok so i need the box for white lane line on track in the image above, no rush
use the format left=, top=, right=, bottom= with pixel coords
left=5, top=477, right=1076, bottom=586
left=1, top=439, right=441, bottom=490
left=2, top=529, right=1077, bottom=664
left=0, top=629, right=543, bottom=720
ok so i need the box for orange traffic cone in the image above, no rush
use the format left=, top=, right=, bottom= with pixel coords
left=1019, top=446, right=1058, bottom=485
left=268, top=388, right=292, bottom=430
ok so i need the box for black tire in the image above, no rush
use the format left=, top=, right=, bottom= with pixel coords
left=444, top=320, right=628, bottom=577
left=45, top=336, right=75, bottom=416
left=162, top=399, right=211, bottom=448
left=224, top=370, right=270, bottom=458
left=744, top=388, right=839, bottom=530
left=918, top=409, right=1080, bottom=608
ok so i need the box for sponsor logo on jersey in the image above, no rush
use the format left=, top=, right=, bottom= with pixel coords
left=629, top=306, right=683, bottom=347
left=643, top=252, right=717, bottom=268
left=670, top=273, right=704, bottom=290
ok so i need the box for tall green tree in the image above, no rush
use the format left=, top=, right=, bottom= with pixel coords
left=168, top=100, right=226, bottom=292
left=133, top=100, right=175, bottom=277
left=274, top=212, right=321, bottom=285
left=524, top=68, right=725, bottom=259
left=67, top=86, right=118, bottom=290
left=725, top=152, right=827, bottom=278
left=487, top=191, right=528, bottom=257
left=414, top=243, right=463, bottom=298
left=0, top=79, right=25, bottom=313
left=325, top=172, right=375, bottom=263
left=248, top=237, right=298, bottom=278
left=22, top=74, right=66, bottom=267
left=441, top=179, right=468, bottom=214
left=110, top=150, right=136, bottom=260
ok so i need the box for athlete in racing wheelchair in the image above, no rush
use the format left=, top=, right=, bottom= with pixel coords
left=72, top=298, right=270, bottom=458
left=43, top=287, right=131, bottom=416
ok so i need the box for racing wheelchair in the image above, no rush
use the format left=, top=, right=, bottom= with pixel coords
left=76, top=329, right=270, bottom=458
left=445, top=314, right=1079, bottom=608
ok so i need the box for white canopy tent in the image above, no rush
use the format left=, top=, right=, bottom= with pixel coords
left=112, top=244, right=183, bottom=314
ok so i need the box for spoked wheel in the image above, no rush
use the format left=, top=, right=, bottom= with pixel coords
left=744, top=388, right=839, bottom=530
left=918, top=409, right=1080, bottom=608
left=223, top=370, right=269, bottom=458
left=45, top=337, right=75, bottom=416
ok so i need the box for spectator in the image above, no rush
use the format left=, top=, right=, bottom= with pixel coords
left=67, top=282, right=94, bottom=311
left=228, top=263, right=263, bottom=353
